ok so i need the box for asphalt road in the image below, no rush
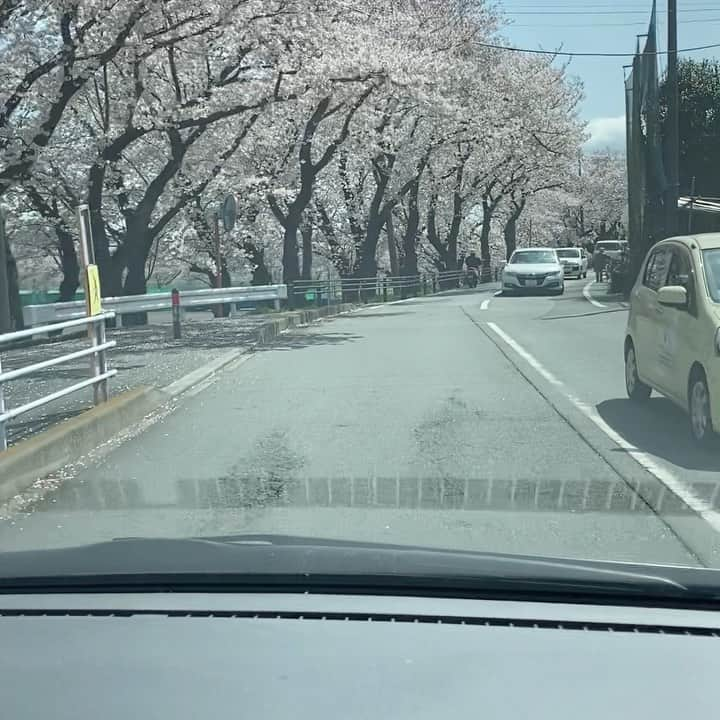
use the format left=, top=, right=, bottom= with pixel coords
left=2, top=279, right=720, bottom=567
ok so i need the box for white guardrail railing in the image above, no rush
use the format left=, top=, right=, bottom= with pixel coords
left=22, top=284, right=288, bottom=328
left=0, top=312, right=117, bottom=451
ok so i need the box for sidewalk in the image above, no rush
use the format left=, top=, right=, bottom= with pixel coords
left=1, top=308, right=326, bottom=446
left=584, top=280, right=629, bottom=308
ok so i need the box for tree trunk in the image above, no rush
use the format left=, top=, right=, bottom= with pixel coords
left=282, top=216, right=301, bottom=284
left=426, top=201, right=445, bottom=266
left=121, top=245, right=148, bottom=326
left=356, top=213, right=384, bottom=277
left=87, top=163, right=120, bottom=295
left=479, top=198, right=494, bottom=282
left=400, top=182, right=421, bottom=294
left=243, top=242, right=272, bottom=286
left=57, top=226, right=80, bottom=301
left=301, top=223, right=313, bottom=280
left=503, top=215, right=517, bottom=261
left=385, top=213, right=399, bottom=276
left=503, top=199, right=526, bottom=262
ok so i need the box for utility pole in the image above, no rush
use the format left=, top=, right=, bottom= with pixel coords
left=0, top=208, right=12, bottom=333
left=687, top=176, right=696, bottom=234
left=665, top=0, right=679, bottom=238
left=214, top=211, right=222, bottom=318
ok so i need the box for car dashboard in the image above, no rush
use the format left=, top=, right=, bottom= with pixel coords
left=1, top=590, right=718, bottom=719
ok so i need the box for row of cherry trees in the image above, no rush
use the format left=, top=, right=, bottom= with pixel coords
left=2, top=0, right=597, bottom=321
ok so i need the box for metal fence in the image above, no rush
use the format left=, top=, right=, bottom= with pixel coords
left=288, top=268, right=496, bottom=308
left=0, top=312, right=116, bottom=450
left=23, top=284, right=288, bottom=328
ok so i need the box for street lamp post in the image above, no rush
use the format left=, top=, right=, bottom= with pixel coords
left=0, top=208, right=11, bottom=333
left=665, top=0, right=679, bottom=238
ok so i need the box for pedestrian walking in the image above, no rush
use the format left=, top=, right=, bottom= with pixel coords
left=592, top=248, right=608, bottom=283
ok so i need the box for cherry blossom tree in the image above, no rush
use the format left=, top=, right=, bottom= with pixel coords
left=2, top=0, right=590, bottom=316
left=570, top=152, right=627, bottom=244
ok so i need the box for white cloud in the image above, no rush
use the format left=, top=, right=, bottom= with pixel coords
left=585, top=116, right=625, bottom=152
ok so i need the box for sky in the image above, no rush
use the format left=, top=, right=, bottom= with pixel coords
left=498, top=0, right=720, bottom=152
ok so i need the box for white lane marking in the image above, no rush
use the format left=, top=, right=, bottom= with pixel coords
left=486, top=321, right=720, bottom=535
left=481, top=298, right=491, bottom=311
left=493, top=290, right=503, bottom=297
left=583, top=280, right=607, bottom=308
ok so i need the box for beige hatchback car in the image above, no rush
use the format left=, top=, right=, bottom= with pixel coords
left=625, top=233, right=720, bottom=445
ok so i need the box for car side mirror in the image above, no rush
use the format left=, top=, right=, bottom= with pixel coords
left=657, top=285, right=688, bottom=308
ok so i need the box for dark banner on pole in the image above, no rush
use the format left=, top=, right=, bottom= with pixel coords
left=624, top=0, right=667, bottom=284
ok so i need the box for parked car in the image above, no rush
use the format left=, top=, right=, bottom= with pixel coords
left=595, top=240, right=629, bottom=262
left=501, top=248, right=564, bottom=296
left=556, top=247, right=588, bottom=279
left=624, top=232, right=720, bottom=444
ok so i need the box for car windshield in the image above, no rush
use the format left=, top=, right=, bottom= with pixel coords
left=510, top=251, right=557, bottom=264
left=703, top=249, right=720, bottom=302
left=1, top=0, right=719, bottom=588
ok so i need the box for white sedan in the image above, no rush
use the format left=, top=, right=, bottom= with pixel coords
left=501, top=248, right=565, bottom=296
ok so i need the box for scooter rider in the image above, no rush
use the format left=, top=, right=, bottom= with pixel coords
left=464, top=251, right=481, bottom=287
left=465, top=251, right=481, bottom=272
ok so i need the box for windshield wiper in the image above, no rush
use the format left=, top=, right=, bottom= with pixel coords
left=0, top=534, right=717, bottom=606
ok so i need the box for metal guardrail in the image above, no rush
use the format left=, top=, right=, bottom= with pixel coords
left=22, top=284, right=288, bottom=328
left=0, top=312, right=117, bottom=451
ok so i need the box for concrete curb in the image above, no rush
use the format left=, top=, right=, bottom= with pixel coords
left=253, top=303, right=356, bottom=345
left=0, top=385, right=165, bottom=504
left=0, top=301, right=358, bottom=501
left=161, top=349, right=245, bottom=397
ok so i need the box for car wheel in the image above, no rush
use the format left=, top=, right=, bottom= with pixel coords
left=689, top=369, right=714, bottom=445
left=625, top=342, right=651, bottom=401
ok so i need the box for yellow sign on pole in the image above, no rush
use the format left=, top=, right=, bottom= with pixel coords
left=85, top=264, right=102, bottom=316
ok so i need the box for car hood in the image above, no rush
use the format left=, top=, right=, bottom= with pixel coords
left=504, top=263, right=561, bottom=274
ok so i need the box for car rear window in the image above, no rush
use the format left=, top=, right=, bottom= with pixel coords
left=556, top=249, right=580, bottom=258
left=597, top=242, right=622, bottom=252
left=510, top=250, right=557, bottom=264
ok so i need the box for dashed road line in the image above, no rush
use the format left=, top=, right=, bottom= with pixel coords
left=583, top=280, right=607, bottom=308
left=486, top=320, right=720, bottom=537
left=480, top=298, right=491, bottom=311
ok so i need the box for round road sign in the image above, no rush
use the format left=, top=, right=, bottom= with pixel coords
left=222, top=194, right=237, bottom=232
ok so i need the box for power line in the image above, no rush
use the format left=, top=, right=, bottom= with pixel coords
left=501, top=8, right=718, bottom=14
left=474, top=41, right=720, bottom=57
left=510, top=17, right=720, bottom=29
left=501, top=1, right=712, bottom=6
left=500, top=0, right=714, bottom=5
